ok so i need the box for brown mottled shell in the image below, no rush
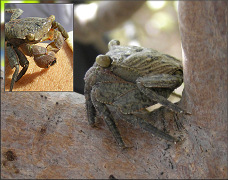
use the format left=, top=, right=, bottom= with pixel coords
left=105, top=40, right=183, bottom=83
left=5, top=15, right=55, bottom=41
left=107, top=45, right=182, bottom=76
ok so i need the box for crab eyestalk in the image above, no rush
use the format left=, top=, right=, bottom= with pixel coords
left=96, top=55, right=112, bottom=68
left=108, top=39, right=120, bottom=50
left=26, top=33, right=35, bottom=41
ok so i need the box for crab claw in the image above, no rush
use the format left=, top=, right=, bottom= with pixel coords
left=33, top=50, right=56, bottom=68
left=31, top=45, right=56, bottom=68
left=46, top=30, right=64, bottom=53
left=20, top=44, right=56, bottom=68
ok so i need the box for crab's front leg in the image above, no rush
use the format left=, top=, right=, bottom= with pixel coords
left=84, top=67, right=100, bottom=126
left=6, top=44, right=29, bottom=91
left=84, top=81, right=97, bottom=126
left=52, top=21, right=69, bottom=40
left=20, top=44, right=56, bottom=68
left=91, top=85, right=126, bottom=148
left=122, top=110, right=177, bottom=142
left=42, top=21, right=69, bottom=53
left=136, top=73, right=190, bottom=114
left=84, top=66, right=125, bottom=126
left=46, top=29, right=64, bottom=53
left=13, top=47, right=29, bottom=82
left=6, top=45, right=19, bottom=91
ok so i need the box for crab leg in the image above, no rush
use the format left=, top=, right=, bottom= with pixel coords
left=127, top=110, right=177, bottom=142
left=46, top=30, right=64, bottom=53
left=84, top=66, right=127, bottom=124
left=84, top=67, right=99, bottom=126
left=138, top=117, right=176, bottom=142
left=52, top=21, right=69, bottom=40
left=5, top=8, right=23, bottom=20
left=6, top=45, right=19, bottom=91
left=91, top=86, right=126, bottom=148
left=39, top=20, right=69, bottom=53
left=85, top=91, right=97, bottom=126
left=7, top=43, right=29, bottom=90
left=14, top=48, right=29, bottom=82
left=136, top=74, right=183, bottom=89
left=136, top=80, right=188, bottom=114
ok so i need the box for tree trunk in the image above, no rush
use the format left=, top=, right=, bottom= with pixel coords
left=177, top=1, right=227, bottom=178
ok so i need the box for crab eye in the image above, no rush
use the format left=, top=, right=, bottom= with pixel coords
left=49, top=15, right=55, bottom=21
left=26, top=33, right=35, bottom=41
left=108, top=40, right=120, bottom=50
left=96, top=55, right=111, bottom=68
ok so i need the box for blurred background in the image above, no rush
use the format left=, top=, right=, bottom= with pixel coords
left=109, top=1, right=181, bottom=57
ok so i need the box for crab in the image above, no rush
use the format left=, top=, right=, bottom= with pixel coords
left=84, top=40, right=190, bottom=148
left=5, top=8, right=69, bottom=91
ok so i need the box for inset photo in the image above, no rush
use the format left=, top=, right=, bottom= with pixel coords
left=4, top=3, right=73, bottom=91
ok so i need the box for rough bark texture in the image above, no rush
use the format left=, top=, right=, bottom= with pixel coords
left=1, top=78, right=183, bottom=179
left=177, top=1, right=227, bottom=178
left=1, top=1, right=227, bottom=179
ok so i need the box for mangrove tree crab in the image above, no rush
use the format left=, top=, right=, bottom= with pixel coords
left=5, top=8, right=69, bottom=91
left=84, top=40, right=190, bottom=148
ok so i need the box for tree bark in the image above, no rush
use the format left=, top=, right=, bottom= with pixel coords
left=177, top=1, right=227, bottom=178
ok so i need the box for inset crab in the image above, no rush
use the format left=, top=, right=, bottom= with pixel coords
left=84, top=40, right=189, bottom=148
left=5, top=8, right=69, bottom=91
